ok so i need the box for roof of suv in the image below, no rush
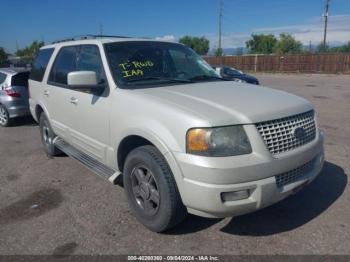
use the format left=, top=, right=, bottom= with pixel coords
left=42, top=36, right=178, bottom=49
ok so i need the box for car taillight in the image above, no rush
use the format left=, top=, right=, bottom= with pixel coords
left=4, top=86, right=21, bottom=97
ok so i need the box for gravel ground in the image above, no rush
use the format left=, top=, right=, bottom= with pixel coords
left=0, top=73, right=349, bottom=255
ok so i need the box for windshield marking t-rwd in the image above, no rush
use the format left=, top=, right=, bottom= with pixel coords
left=119, top=60, right=154, bottom=78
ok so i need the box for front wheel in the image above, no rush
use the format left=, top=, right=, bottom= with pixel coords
left=123, top=145, right=187, bottom=232
left=39, top=113, right=61, bottom=156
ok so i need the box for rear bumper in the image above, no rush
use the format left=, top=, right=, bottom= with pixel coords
left=8, top=105, right=30, bottom=118
left=172, top=127, right=324, bottom=218
left=1, top=98, right=30, bottom=118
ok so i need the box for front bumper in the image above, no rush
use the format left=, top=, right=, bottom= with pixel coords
left=173, top=126, right=324, bottom=218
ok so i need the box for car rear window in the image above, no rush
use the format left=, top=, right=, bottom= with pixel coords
left=30, top=48, right=54, bottom=82
left=11, top=72, right=29, bottom=87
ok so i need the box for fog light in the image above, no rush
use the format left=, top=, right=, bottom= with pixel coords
left=221, top=190, right=250, bottom=202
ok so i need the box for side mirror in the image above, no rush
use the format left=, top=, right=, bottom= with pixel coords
left=67, top=71, right=106, bottom=93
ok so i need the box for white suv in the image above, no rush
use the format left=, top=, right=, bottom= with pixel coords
left=29, top=35, right=324, bottom=232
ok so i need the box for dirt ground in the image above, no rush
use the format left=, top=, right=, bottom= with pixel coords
left=0, top=73, right=349, bottom=255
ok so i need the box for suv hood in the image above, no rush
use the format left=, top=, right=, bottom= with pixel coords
left=137, top=81, right=313, bottom=125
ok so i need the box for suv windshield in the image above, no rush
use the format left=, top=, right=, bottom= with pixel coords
left=104, top=41, right=221, bottom=88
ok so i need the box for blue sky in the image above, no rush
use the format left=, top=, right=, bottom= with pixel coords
left=2, top=0, right=350, bottom=53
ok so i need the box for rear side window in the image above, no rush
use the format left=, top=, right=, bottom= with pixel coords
left=30, top=48, right=54, bottom=82
left=11, top=72, right=29, bottom=87
left=48, top=46, right=78, bottom=85
left=0, top=72, right=6, bottom=85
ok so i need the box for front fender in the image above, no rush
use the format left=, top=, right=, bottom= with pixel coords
left=111, top=122, right=187, bottom=197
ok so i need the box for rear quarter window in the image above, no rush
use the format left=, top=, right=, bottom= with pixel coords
left=29, top=48, right=54, bottom=82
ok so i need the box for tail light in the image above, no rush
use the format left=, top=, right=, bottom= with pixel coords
left=4, top=86, right=21, bottom=98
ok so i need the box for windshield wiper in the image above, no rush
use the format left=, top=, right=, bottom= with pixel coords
left=126, top=77, right=191, bottom=84
left=188, top=75, right=224, bottom=82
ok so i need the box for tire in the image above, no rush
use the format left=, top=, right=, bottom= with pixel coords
left=0, top=104, right=11, bottom=127
left=123, top=145, right=187, bottom=232
left=39, top=113, right=61, bottom=156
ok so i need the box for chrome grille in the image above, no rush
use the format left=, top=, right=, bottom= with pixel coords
left=275, top=158, right=315, bottom=187
left=256, top=110, right=316, bottom=155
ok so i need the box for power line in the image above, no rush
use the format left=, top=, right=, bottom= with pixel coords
left=323, top=0, right=330, bottom=48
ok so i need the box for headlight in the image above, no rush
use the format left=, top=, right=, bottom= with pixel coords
left=186, top=126, right=252, bottom=157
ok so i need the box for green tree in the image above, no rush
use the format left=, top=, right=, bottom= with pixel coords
left=316, top=43, right=329, bottom=53
left=16, top=40, right=44, bottom=58
left=246, top=34, right=277, bottom=54
left=215, top=47, right=223, bottom=57
left=179, top=36, right=210, bottom=55
left=274, top=33, right=302, bottom=54
left=330, top=42, right=350, bottom=52
left=0, top=47, right=8, bottom=65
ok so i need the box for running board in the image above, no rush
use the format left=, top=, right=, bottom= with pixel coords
left=53, top=137, right=121, bottom=184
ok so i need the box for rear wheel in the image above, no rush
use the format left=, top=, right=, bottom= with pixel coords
left=0, top=104, right=11, bottom=127
left=39, top=113, right=61, bottom=156
left=123, top=145, right=187, bottom=232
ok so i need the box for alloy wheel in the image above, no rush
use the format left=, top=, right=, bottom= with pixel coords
left=131, top=165, right=160, bottom=216
left=42, top=124, right=52, bottom=146
left=0, top=106, right=8, bottom=125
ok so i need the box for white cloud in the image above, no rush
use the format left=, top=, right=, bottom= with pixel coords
left=206, top=14, right=350, bottom=48
left=207, top=33, right=251, bottom=49
left=256, top=15, right=350, bottom=45
left=155, top=35, right=177, bottom=42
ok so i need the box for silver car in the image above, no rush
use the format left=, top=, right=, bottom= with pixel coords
left=0, top=68, right=30, bottom=126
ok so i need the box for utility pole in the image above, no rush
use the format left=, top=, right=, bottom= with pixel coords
left=323, top=0, right=330, bottom=49
left=218, top=0, right=223, bottom=50
left=309, top=40, right=312, bottom=52
left=99, top=23, right=103, bottom=35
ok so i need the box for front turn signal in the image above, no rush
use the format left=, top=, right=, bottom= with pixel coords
left=186, top=128, right=209, bottom=153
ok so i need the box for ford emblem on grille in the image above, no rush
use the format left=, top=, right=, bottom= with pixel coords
left=293, top=127, right=306, bottom=139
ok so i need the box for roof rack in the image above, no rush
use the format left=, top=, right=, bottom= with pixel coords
left=52, top=34, right=132, bottom=44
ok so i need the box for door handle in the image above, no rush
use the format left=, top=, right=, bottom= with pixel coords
left=70, top=97, right=78, bottom=105
left=44, top=90, right=49, bottom=97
